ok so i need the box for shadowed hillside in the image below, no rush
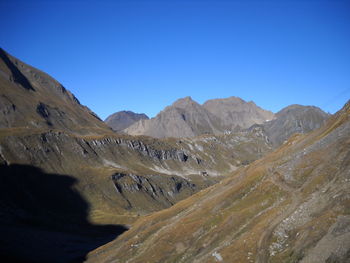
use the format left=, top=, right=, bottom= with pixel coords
left=0, top=164, right=127, bottom=263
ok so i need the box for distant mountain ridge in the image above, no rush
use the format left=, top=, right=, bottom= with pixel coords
left=105, top=111, right=149, bottom=131
left=123, top=96, right=275, bottom=138
left=122, top=96, right=329, bottom=140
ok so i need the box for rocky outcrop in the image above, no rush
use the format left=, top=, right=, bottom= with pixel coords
left=112, top=172, right=197, bottom=212
left=105, top=111, right=149, bottom=131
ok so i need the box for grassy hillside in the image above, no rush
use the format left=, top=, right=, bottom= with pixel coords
left=87, top=101, right=350, bottom=263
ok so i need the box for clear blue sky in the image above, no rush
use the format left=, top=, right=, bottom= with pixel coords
left=1, top=0, right=349, bottom=119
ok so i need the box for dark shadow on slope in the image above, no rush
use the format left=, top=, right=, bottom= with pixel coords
left=0, top=164, right=128, bottom=263
left=0, top=48, right=35, bottom=91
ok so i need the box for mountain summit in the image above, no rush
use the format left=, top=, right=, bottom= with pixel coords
left=105, top=111, right=149, bottom=131
left=203, top=96, right=275, bottom=129
left=123, top=96, right=222, bottom=138
left=261, top=104, right=330, bottom=146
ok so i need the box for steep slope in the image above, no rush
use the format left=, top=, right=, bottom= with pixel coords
left=88, top=101, right=350, bottom=263
left=261, top=104, right=330, bottom=146
left=105, top=111, right=149, bottom=131
left=0, top=48, right=111, bottom=135
left=203, top=96, right=275, bottom=129
left=124, top=97, right=223, bottom=138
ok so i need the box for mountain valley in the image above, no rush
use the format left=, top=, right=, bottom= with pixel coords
left=0, top=47, right=348, bottom=263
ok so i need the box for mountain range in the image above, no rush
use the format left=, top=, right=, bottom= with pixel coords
left=122, top=96, right=275, bottom=138
left=106, top=96, right=329, bottom=147
left=0, top=47, right=348, bottom=263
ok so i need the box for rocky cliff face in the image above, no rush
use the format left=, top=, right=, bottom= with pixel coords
left=105, top=111, right=149, bottom=131
left=111, top=172, right=197, bottom=212
left=88, top=100, right=350, bottom=263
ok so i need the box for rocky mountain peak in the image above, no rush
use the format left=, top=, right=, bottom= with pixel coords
left=203, top=96, right=275, bottom=129
left=262, top=104, right=330, bottom=146
left=276, top=104, right=327, bottom=117
left=172, top=96, right=197, bottom=108
left=202, top=96, right=244, bottom=108
left=105, top=111, right=149, bottom=131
